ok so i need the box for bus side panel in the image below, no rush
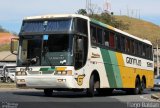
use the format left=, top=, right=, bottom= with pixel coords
left=100, top=48, right=123, bottom=88
left=116, top=52, right=154, bottom=89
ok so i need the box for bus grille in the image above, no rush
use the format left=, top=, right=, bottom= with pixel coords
left=28, top=71, right=40, bottom=74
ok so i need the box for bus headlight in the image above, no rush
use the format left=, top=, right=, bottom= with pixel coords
left=16, top=71, right=27, bottom=76
left=54, top=70, right=72, bottom=75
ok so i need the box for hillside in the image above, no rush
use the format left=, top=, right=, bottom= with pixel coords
left=0, top=33, right=17, bottom=51
left=114, top=15, right=160, bottom=47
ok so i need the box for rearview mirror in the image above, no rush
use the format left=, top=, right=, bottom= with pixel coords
left=10, top=38, right=19, bottom=55
left=77, top=39, right=83, bottom=51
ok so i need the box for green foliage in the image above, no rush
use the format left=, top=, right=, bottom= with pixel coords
left=77, top=9, right=87, bottom=15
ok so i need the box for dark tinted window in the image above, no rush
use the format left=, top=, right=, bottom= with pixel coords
left=134, top=41, right=138, bottom=55
left=97, top=28, right=103, bottom=44
left=138, top=43, right=142, bottom=56
left=130, top=40, right=134, bottom=54
left=104, top=30, right=109, bottom=47
left=76, top=18, right=88, bottom=35
left=116, top=35, right=121, bottom=50
left=121, top=36, right=125, bottom=51
left=109, top=32, right=115, bottom=48
left=90, top=25, right=97, bottom=44
left=126, top=38, right=130, bottom=53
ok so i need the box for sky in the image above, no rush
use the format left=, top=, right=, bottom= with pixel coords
left=0, top=0, right=160, bottom=33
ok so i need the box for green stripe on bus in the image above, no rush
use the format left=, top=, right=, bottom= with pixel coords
left=100, top=49, right=116, bottom=88
left=40, top=67, right=55, bottom=71
left=100, top=48, right=122, bottom=88
left=91, top=19, right=107, bottom=28
left=108, top=51, right=122, bottom=88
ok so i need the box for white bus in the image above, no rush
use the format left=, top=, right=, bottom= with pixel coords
left=11, top=14, right=154, bottom=96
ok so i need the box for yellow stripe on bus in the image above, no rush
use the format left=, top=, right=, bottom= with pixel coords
left=116, top=52, right=154, bottom=88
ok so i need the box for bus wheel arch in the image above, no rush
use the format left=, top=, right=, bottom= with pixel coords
left=86, top=70, right=100, bottom=97
left=91, top=70, right=100, bottom=88
left=140, top=76, right=146, bottom=93
left=134, top=75, right=141, bottom=95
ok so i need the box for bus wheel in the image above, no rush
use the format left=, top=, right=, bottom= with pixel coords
left=140, top=78, right=146, bottom=94
left=7, top=77, right=13, bottom=83
left=44, top=89, right=53, bottom=96
left=133, top=78, right=141, bottom=95
left=86, top=75, right=95, bottom=97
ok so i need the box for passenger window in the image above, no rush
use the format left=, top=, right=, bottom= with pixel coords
left=142, top=44, right=146, bottom=57
left=104, top=30, right=109, bottom=47
left=90, top=25, right=97, bottom=44
left=109, top=32, right=115, bottom=48
left=126, top=38, right=130, bottom=53
left=134, top=41, right=138, bottom=55
left=138, top=43, right=142, bottom=56
left=97, top=28, right=103, bottom=44
left=130, top=40, right=134, bottom=54
left=116, top=35, right=121, bottom=50
left=121, top=36, right=125, bottom=51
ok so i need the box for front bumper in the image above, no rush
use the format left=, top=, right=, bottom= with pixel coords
left=16, top=75, right=76, bottom=89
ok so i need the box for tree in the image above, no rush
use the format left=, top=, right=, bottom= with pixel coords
left=77, top=9, right=87, bottom=15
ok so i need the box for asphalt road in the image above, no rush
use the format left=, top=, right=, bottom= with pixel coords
left=0, top=89, right=159, bottom=108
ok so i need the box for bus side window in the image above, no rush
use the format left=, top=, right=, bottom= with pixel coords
left=121, top=36, right=125, bottom=52
left=97, top=28, right=103, bottom=45
left=134, top=41, right=138, bottom=55
left=104, top=30, right=109, bottom=47
left=146, top=45, right=150, bottom=59
left=90, top=25, right=97, bottom=44
left=150, top=46, right=153, bottom=60
left=126, top=38, right=130, bottom=53
left=142, top=44, right=146, bottom=57
left=116, top=34, right=121, bottom=50
left=138, top=43, right=142, bottom=56
left=109, top=32, right=115, bottom=48
left=130, top=40, right=134, bottom=54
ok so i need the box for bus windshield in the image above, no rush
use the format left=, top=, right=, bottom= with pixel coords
left=17, top=34, right=74, bottom=66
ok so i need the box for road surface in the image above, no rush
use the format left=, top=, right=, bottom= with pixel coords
left=0, top=89, right=159, bottom=108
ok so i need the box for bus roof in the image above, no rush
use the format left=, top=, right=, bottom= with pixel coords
left=24, top=14, right=152, bottom=45
left=24, top=14, right=90, bottom=20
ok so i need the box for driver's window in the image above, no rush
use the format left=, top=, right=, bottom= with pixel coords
left=21, top=40, right=28, bottom=61
left=74, top=36, right=88, bottom=70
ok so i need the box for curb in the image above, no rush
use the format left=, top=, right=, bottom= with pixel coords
left=151, top=94, right=160, bottom=100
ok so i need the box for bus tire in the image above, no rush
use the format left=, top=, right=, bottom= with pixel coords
left=86, top=75, right=95, bottom=97
left=133, top=78, right=141, bottom=95
left=140, top=78, right=146, bottom=94
left=44, top=89, right=53, bottom=96
left=7, top=77, right=13, bottom=83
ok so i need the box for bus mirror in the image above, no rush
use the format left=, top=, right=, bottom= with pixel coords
left=10, top=38, right=19, bottom=55
left=77, top=39, right=83, bottom=51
